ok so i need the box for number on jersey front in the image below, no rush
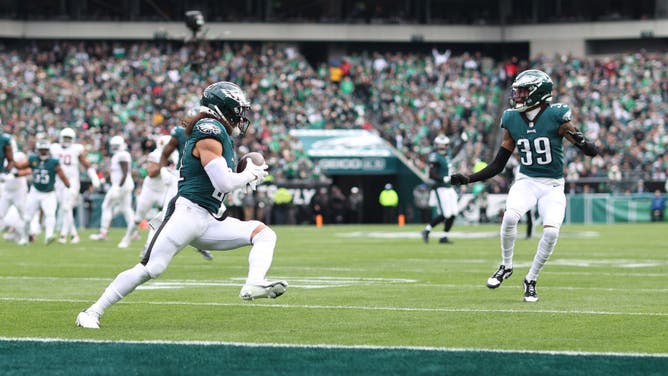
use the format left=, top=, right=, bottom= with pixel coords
left=517, top=137, right=552, bottom=166
left=33, top=169, right=50, bottom=184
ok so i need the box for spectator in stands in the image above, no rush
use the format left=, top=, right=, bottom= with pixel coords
left=1, top=40, right=666, bottom=204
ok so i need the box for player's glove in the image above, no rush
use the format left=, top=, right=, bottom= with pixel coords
left=242, top=158, right=269, bottom=186
left=567, top=129, right=586, bottom=146
left=450, top=174, right=470, bottom=185
left=87, top=167, right=101, bottom=190
left=460, top=132, right=469, bottom=142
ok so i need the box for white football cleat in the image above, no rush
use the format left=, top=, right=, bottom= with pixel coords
left=45, top=236, right=56, bottom=246
left=71, top=235, right=80, bottom=244
left=117, top=237, right=130, bottom=249
left=89, top=233, right=107, bottom=241
left=58, top=235, right=68, bottom=244
left=240, top=280, right=288, bottom=301
left=75, top=310, right=100, bottom=329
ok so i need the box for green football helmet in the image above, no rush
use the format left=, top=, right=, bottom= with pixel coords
left=200, top=81, right=251, bottom=137
left=510, top=69, right=553, bottom=112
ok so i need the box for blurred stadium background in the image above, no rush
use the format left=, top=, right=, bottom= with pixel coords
left=0, top=0, right=666, bottom=226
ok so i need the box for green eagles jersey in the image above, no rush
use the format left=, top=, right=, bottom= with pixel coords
left=501, top=103, right=571, bottom=179
left=427, top=151, right=451, bottom=187
left=0, top=133, right=11, bottom=170
left=178, top=119, right=235, bottom=218
left=171, top=125, right=188, bottom=164
left=28, top=155, right=61, bottom=192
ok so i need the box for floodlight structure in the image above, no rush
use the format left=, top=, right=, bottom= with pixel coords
left=185, top=10, right=205, bottom=40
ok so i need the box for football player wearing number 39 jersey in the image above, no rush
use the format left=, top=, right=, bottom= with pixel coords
left=449, top=69, right=598, bottom=302
left=76, top=81, right=287, bottom=329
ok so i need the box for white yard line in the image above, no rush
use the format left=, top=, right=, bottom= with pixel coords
left=1, top=275, right=668, bottom=292
left=0, top=336, right=666, bottom=358
left=1, top=296, right=666, bottom=317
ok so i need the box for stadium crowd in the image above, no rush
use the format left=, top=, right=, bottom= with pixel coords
left=1, top=40, right=667, bottom=209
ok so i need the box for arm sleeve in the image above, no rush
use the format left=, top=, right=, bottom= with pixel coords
left=467, top=147, right=513, bottom=183
left=204, top=157, right=253, bottom=194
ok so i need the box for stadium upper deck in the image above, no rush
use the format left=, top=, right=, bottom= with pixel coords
left=1, top=0, right=666, bottom=24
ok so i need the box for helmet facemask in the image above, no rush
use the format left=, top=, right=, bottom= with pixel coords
left=109, top=136, right=126, bottom=153
left=434, top=135, right=450, bottom=155
left=36, top=140, right=51, bottom=160
left=510, top=70, right=553, bottom=112
left=59, top=128, right=76, bottom=148
left=61, top=136, right=74, bottom=148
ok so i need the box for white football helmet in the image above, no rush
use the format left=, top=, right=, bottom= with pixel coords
left=36, top=139, right=51, bottom=160
left=434, top=135, right=450, bottom=155
left=59, top=128, right=76, bottom=148
left=109, top=135, right=126, bottom=153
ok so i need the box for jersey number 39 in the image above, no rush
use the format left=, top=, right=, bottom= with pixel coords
left=517, top=137, right=552, bottom=166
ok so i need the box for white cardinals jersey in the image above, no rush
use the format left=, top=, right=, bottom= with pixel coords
left=50, top=143, right=85, bottom=186
left=110, top=150, right=134, bottom=189
left=143, top=149, right=177, bottom=191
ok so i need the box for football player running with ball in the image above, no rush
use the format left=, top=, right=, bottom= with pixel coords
left=76, top=82, right=287, bottom=329
left=449, top=69, right=598, bottom=302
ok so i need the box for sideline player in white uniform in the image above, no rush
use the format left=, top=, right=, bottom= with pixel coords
left=76, top=81, right=287, bottom=329
left=90, top=135, right=135, bottom=248
left=51, top=128, right=101, bottom=244
left=17, top=140, right=72, bottom=245
left=126, top=135, right=178, bottom=248
left=0, top=151, right=31, bottom=245
left=450, top=69, right=598, bottom=302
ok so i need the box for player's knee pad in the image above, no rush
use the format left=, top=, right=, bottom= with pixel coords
left=252, top=226, right=276, bottom=247
left=542, top=226, right=559, bottom=246
left=502, top=209, right=522, bottom=227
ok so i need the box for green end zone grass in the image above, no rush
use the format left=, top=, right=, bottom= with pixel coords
left=0, top=223, right=666, bottom=374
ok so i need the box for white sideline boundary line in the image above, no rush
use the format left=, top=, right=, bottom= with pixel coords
left=1, top=336, right=666, bottom=358
left=2, top=297, right=667, bottom=317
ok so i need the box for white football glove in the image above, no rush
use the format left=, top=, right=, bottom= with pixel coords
left=87, top=167, right=101, bottom=190
left=242, top=158, right=269, bottom=186
left=461, top=132, right=469, bottom=142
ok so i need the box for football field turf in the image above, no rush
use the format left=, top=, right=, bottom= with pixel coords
left=0, top=223, right=666, bottom=375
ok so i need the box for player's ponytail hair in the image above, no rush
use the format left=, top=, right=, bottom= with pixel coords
left=181, top=111, right=233, bottom=136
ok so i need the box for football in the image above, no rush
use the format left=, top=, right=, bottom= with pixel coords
left=236, top=152, right=265, bottom=172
